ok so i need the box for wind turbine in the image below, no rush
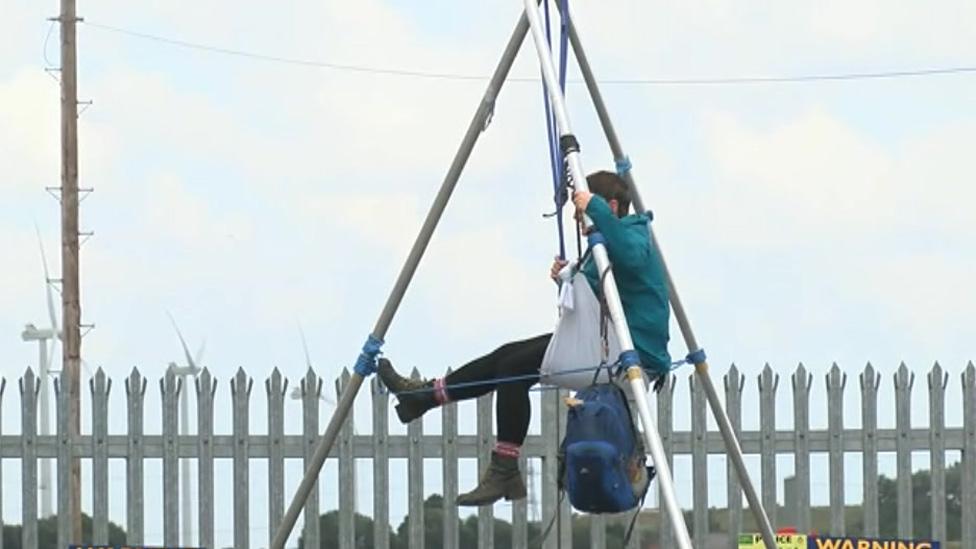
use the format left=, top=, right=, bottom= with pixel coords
left=289, top=324, right=338, bottom=407
left=166, top=313, right=204, bottom=548
left=20, top=227, right=61, bottom=518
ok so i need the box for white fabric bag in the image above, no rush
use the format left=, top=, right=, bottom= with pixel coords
left=540, top=270, right=622, bottom=390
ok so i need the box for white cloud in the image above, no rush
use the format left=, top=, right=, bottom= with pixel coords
left=572, top=0, right=976, bottom=77
left=699, top=108, right=976, bottom=251
left=0, top=70, right=60, bottom=196
left=701, top=109, right=893, bottom=247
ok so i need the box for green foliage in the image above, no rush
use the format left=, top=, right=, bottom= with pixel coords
left=1, top=513, right=126, bottom=549
left=297, top=509, right=390, bottom=549
left=878, top=460, right=962, bottom=540
left=2, top=462, right=964, bottom=548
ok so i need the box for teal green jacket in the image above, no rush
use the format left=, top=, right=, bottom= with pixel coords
left=581, top=195, right=671, bottom=375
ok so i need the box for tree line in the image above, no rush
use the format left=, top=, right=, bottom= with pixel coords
left=1, top=462, right=964, bottom=548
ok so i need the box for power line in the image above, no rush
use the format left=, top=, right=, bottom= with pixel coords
left=84, top=21, right=976, bottom=86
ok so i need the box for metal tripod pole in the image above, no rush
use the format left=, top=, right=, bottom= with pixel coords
left=566, top=15, right=778, bottom=549
left=523, top=1, right=693, bottom=547
left=269, top=11, right=532, bottom=549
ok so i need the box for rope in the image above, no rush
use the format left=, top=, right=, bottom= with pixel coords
left=615, top=155, right=633, bottom=177
left=540, top=0, right=573, bottom=261
left=389, top=351, right=701, bottom=398
left=391, top=363, right=615, bottom=397
left=352, top=334, right=384, bottom=376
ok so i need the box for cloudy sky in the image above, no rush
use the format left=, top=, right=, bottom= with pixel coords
left=2, top=0, right=975, bottom=545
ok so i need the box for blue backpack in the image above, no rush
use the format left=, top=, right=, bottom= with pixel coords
left=560, top=383, right=654, bottom=513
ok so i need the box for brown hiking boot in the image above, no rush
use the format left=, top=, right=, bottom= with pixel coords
left=457, top=452, right=527, bottom=506
left=377, top=358, right=437, bottom=424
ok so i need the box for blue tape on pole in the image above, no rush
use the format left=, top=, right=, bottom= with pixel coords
left=353, top=334, right=384, bottom=377
left=686, top=348, right=707, bottom=365
left=618, top=350, right=641, bottom=368
left=615, top=156, right=633, bottom=176
left=587, top=231, right=606, bottom=248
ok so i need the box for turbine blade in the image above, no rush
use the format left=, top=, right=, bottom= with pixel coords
left=44, top=338, right=57, bottom=374
left=167, top=312, right=196, bottom=369
left=298, top=322, right=313, bottom=369
left=193, top=339, right=207, bottom=373
left=36, top=226, right=60, bottom=336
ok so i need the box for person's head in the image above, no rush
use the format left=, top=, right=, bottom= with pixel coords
left=586, top=170, right=631, bottom=218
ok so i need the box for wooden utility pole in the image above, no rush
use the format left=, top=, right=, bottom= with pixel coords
left=59, top=0, right=83, bottom=541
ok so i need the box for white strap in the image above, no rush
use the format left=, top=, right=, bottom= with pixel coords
left=558, top=278, right=575, bottom=311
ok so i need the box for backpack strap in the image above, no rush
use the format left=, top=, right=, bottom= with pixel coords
left=532, top=490, right=565, bottom=547
left=623, top=477, right=652, bottom=547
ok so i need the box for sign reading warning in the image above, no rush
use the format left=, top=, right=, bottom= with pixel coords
left=808, top=537, right=940, bottom=549
left=738, top=534, right=940, bottom=549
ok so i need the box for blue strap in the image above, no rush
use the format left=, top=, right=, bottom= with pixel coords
left=615, top=155, right=633, bottom=177
left=541, top=0, right=573, bottom=261
left=618, top=350, right=641, bottom=368
left=353, top=334, right=384, bottom=377
left=686, top=348, right=707, bottom=365
left=587, top=231, right=606, bottom=249
left=540, top=0, right=567, bottom=260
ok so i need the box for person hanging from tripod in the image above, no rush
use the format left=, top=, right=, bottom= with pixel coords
left=377, top=170, right=671, bottom=506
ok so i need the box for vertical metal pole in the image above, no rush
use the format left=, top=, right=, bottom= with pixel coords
left=180, top=377, right=193, bottom=546
left=565, top=16, right=778, bottom=549
left=38, top=340, right=54, bottom=518
left=58, top=0, right=83, bottom=540
left=523, top=1, right=692, bottom=546
left=270, top=12, right=532, bottom=549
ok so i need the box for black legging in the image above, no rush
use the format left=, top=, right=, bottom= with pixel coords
left=443, top=333, right=552, bottom=445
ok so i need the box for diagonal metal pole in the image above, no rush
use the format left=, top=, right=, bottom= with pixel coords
left=523, top=0, right=694, bottom=547
left=269, top=11, right=532, bottom=549
left=566, top=15, right=778, bottom=549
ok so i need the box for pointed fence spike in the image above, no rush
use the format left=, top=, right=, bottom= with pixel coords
left=861, top=362, right=875, bottom=389
left=126, top=367, right=141, bottom=395
left=266, top=370, right=278, bottom=394
left=725, top=364, right=740, bottom=392
left=267, top=368, right=283, bottom=394
left=792, top=364, right=808, bottom=390
left=963, top=363, right=976, bottom=388
left=197, top=368, right=210, bottom=396
left=929, top=363, right=942, bottom=388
